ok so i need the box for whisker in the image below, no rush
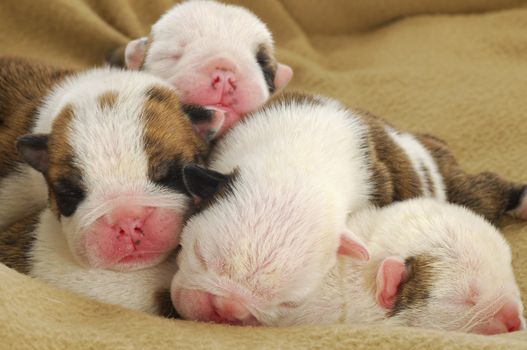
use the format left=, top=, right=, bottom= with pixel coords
left=461, top=293, right=506, bottom=333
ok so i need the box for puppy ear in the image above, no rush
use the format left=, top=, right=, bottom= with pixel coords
left=376, top=256, right=407, bottom=309
left=125, top=37, right=148, bottom=70
left=274, top=63, right=293, bottom=91
left=16, top=134, right=50, bottom=173
left=182, top=105, right=226, bottom=142
left=182, top=164, right=229, bottom=201
left=338, top=230, right=370, bottom=261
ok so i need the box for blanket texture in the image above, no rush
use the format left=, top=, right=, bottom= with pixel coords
left=1, top=0, right=527, bottom=349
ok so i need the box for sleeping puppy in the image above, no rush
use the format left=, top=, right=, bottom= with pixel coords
left=107, top=0, right=293, bottom=141
left=0, top=58, right=209, bottom=310
left=172, top=198, right=525, bottom=334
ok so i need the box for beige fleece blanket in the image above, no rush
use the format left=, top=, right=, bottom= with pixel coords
left=1, top=0, right=527, bottom=349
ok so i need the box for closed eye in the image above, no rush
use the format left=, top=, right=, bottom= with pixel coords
left=279, top=301, right=301, bottom=308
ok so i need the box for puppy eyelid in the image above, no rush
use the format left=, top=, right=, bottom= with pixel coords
left=279, top=301, right=300, bottom=308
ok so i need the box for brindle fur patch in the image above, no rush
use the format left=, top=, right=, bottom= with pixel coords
left=46, top=105, right=85, bottom=218
left=417, top=134, right=524, bottom=222
left=389, top=254, right=436, bottom=317
left=358, top=110, right=423, bottom=206
left=142, top=85, right=208, bottom=191
left=0, top=212, right=40, bottom=274
left=256, top=44, right=278, bottom=93
left=0, top=57, right=72, bottom=181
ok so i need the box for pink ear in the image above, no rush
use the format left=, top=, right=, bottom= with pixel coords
left=376, top=256, right=406, bottom=309
left=338, top=231, right=370, bottom=261
left=274, top=63, right=293, bottom=91
left=125, top=37, right=148, bottom=70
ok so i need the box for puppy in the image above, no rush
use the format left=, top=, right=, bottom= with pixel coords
left=172, top=198, right=525, bottom=334
left=108, top=0, right=293, bottom=140
left=0, top=57, right=206, bottom=273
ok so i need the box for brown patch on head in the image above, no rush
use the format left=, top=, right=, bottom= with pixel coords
left=417, top=133, right=523, bottom=222
left=97, top=91, right=118, bottom=110
left=0, top=212, right=40, bottom=274
left=256, top=43, right=278, bottom=93
left=0, top=57, right=72, bottom=181
left=46, top=105, right=86, bottom=218
left=357, top=110, right=423, bottom=206
left=155, top=289, right=180, bottom=318
left=142, top=85, right=208, bottom=193
left=389, top=254, right=436, bottom=317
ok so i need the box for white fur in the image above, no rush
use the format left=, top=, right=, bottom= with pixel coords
left=386, top=128, right=446, bottom=200
left=30, top=209, right=176, bottom=314
left=268, top=199, right=524, bottom=333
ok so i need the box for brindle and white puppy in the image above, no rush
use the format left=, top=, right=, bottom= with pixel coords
left=170, top=92, right=527, bottom=323
left=0, top=58, right=210, bottom=314
left=107, top=0, right=293, bottom=140
left=173, top=198, right=525, bottom=334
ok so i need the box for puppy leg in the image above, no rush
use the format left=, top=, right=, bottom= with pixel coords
left=445, top=171, right=526, bottom=223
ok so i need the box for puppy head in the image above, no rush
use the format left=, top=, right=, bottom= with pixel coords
left=17, top=69, right=207, bottom=271
left=375, top=201, right=525, bottom=334
left=170, top=165, right=368, bottom=325
left=126, top=0, right=293, bottom=139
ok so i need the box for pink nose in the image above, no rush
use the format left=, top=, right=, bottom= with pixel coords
left=211, top=69, right=237, bottom=95
left=494, top=303, right=523, bottom=333
left=105, top=205, right=154, bottom=247
left=212, top=295, right=250, bottom=322
left=477, top=302, right=524, bottom=334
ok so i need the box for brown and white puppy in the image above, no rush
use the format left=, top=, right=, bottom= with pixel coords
left=173, top=198, right=525, bottom=334
left=0, top=57, right=208, bottom=273
left=170, top=92, right=527, bottom=324
left=108, top=0, right=293, bottom=141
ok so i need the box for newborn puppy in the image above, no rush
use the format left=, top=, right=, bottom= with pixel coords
left=109, top=0, right=293, bottom=140
left=0, top=57, right=207, bottom=272
left=172, top=198, right=525, bottom=334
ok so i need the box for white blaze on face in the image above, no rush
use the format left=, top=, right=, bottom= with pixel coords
left=31, top=69, right=205, bottom=272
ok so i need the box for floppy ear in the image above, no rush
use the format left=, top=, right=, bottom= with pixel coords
left=16, top=134, right=50, bottom=173
left=182, top=105, right=226, bottom=142
left=338, top=230, right=370, bottom=261
left=125, top=37, right=148, bottom=70
left=182, top=164, right=229, bottom=200
left=376, top=256, right=407, bottom=309
left=274, top=63, right=293, bottom=91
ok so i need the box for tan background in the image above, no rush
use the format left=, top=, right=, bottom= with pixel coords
left=1, top=0, right=527, bottom=349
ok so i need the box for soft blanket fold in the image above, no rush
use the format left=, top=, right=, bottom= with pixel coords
left=1, top=0, right=527, bottom=349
